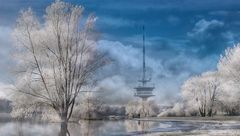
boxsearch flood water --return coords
[0,119,240,136]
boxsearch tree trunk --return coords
[59,108,68,123]
[199,107,206,117]
[207,109,212,117]
[58,122,69,136]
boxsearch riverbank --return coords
[148,130,240,136]
[148,129,240,136]
[136,116,240,122]
[1,114,240,123]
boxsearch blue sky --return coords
[1,0,240,103]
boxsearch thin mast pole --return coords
[142,25,146,86]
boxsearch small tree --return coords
[73,92,104,120]
[218,81,240,115]
[12,1,105,123]
[126,100,159,118]
[126,100,140,118]
[181,71,219,117]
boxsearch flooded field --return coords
[0,119,240,136]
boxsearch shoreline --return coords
[1,114,240,123]
[135,116,240,122]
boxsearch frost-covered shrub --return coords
[158,103,185,117]
[10,92,60,122]
[158,102,198,117]
[217,81,240,115]
[72,96,105,120]
[126,100,159,118]
[181,72,219,117]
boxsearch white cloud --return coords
[96,40,217,105]
[0,26,14,82]
[0,82,14,100]
[93,75,133,105]
[188,19,224,37]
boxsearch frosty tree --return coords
[218,81,240,115]
[12,1,105,123]
[218,44,240,80]
[181,71,219,117]
[217,44,240,115]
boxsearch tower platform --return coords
[134,86,155,99]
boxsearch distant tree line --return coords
[0,99,12,113]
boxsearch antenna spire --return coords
[142,25,146,86]
[134,25,155,103]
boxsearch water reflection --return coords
[58,120,129,136]
[16,123,24,136]
[0,120,154,136]
[59,123,69,136]
[125,120,158,133]
[0,120,240,136]
[64,120,157,136]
